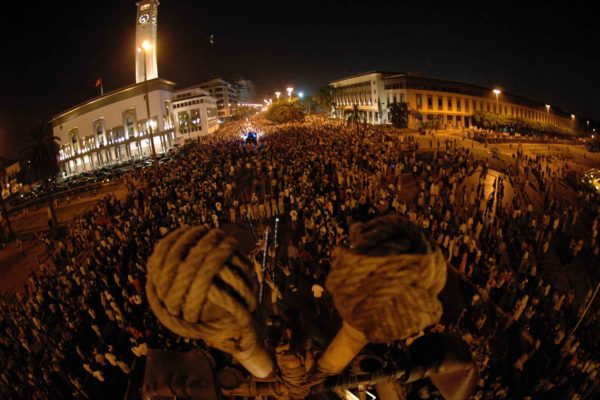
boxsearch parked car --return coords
[581,169,600,193]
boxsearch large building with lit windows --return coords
[51,0,220,177]
[330,71,578,132]
[233,77,257,104]
[172,86,219,140]
[198,78,239,119]
[51,79,178,176]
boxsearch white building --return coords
[52,79,177,176]
[331,71,577,132]
[198,78,239,118]
[172,86,219,140]
[330,71,388,124]
[233,77,257,104]
[50,0,220,176]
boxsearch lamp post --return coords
[275,91,281,101]
[286,87,294,99]
[138,40,158,171]
[545,104,551,121]
[493,89,501,113]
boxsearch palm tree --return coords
[0,156,15,239]
[346,104,364,137]
[20,121,61,231]
[313,85,336,115]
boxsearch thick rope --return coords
[276,352,312,399]
[146,226,259,355]
[327,215,447,343]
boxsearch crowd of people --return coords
[467,127,583,146]
[0,118,598,399]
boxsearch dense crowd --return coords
[467,127,582,146]
[0,119,598,399]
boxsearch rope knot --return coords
[327,215,447,342]
[146,226,258,354]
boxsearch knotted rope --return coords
[146,226,273,377]
[276,352,312,399]
[327,215,447,343]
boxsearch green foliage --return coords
[346,104,362,126]
[231,106,258,121]
[472,111,575,137]
[0,155,15,238]
[312,85,336,114]
[388,101,411,128]
[20,121,61,229]
[20,121,61,181]
[265,100,305,123]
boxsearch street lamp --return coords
[493,89,501,113]
[298,91,304,99]
[137,40,158,170]
[286,87,294,98]
[275,91,281,101]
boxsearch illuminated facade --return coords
[135,0,159,84]
[198,78,239,118]
[233,77,257,104]
[172,87,219,140]
[331,71,576,132]
[50,1,219,176]
[51,80,178,176]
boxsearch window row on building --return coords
[330,71,576,131]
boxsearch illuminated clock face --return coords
[139,14,149,24]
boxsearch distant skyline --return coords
[1,0,598,158]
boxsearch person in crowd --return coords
[1,119,598,399]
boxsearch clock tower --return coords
[135,0,159,83]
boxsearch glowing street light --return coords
[275,91,281,100]
[493,89,501,113]
[545,104,551,113]
[571,114,576,120]
[286,87,294,98]
[298,91,304,99]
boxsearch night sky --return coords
[1,0,598,159]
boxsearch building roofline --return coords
[390,73,573,117]
[50,78,177,125]
[329,70,398,84]
[331,70,574,118]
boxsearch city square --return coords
[0,1,598,399]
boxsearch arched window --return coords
[96,124,105,146]
[70,132,79,152]
[126,115,135,138]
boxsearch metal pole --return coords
[569,279,600,337]
[271,217,279,282]
[142,48,159,171]
[259,227,269,304]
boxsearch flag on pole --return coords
[95,78,104,96]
